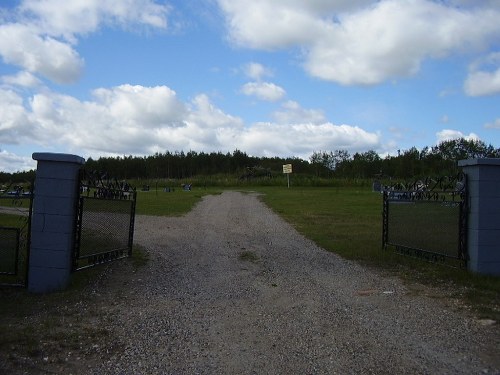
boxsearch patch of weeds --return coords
[239,250,260,263]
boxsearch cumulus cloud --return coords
[243,62,273,80]
[0,88,33,143]
[0,23,84,83]
[217,0,500,85]
[24,85,190,154]
[436,129,480,143]
[1,71,42,88]
[237,122,380,159]
[92,84,187,128]
[0,84,380,168]
[464,53,500,96]
[0,0,170,84]
[0,149,36,173]
[464,69,500,96]
[272,100,326,124]
[19,0,170,39]
[241,82,286,101]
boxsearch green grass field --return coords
[134,187,222,216]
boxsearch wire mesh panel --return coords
[382,173,467,267]
[0,187,33,287]
[73,170,136,271]
[0,227,19,275]
[387,201,460,260]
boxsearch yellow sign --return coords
[283,164,292,174]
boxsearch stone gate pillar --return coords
[28,152,85,293]
[459,158,500,276]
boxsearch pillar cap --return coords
[458,158,500,167]
[32,152,85,165]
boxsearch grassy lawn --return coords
[134,187,222,216]
[0,197,31,208]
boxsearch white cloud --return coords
[0,149,36,173]
[243,62,273,80]
[218,0,326,50]
[485,119,500,129]
[237,122,380,159]
[19,0,170,39]
[0,84,381,169]
[217,0,500,85]
[1,70,42,88]
[436,129,480,143]
[272,100,326,124]
[0,1,170,85]
[0,88,32,143]
[241,82,286,101]
[464,69,500,96]
[92,84,187,128]
[464,53,500,96]
[25,85,189,154]
[0,23,84,83]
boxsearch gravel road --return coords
[75,190,498,375]
[1,190,498,374]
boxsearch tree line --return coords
[1,138,499,184]
[311,138,500,179]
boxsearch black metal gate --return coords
[0,184,33,287]
[73,171,136,271]
[382,173,468,267]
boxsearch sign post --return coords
[282,164,292,188]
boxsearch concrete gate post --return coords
[458,158,500,276]
[28,152,85,293]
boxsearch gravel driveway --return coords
[13,190,486,374]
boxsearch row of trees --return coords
[1,138,499,184]
[83,150,312,180]
[310,138,500,179]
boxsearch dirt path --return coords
[3,191,498,374]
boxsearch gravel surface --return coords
[4,191,498,374]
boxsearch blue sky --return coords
[1,0,499,172]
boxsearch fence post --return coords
[28,152,85,293]
[458,158,500,276]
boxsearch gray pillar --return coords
[28,152,85,293]
[459,158,500,276]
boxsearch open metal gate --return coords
[382,173,468,267]
[73,170,136,271]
